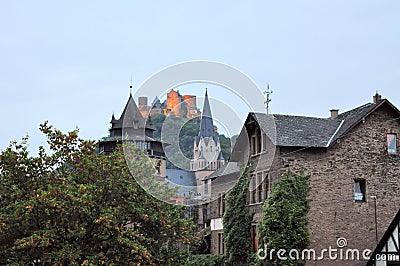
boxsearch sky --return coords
[1,1,399,152]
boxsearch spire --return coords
[113,93,153,131]
[129,74,133,92]
[199,88,214,139]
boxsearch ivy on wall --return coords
[223,163,253,266]
[257,171,311,266]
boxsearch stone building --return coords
[190,89,225,173]
[137,96,166,118]
[207,93,400,265]
[99,93,167,177]
[137,89,201,118]
[162,90,226,207]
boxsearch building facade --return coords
[99,93,167,177]
[367,209,400,266]
[207,93,400,265]
[190,90,225,173]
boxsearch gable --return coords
[367,209,400,265]
[247,99,400,149]
[332,99,400,145]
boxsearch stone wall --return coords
[278,104,400,265]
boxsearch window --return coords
[250,173,256,203]
[388,133,397,154]
[257,173,263,202]
[251,136,256,155]
[250,172,270,204]
[252,225,258,252]
[256,127,262,154]
[218,233,225,254]
[354,179,366,202]
[218,193,226,216]
[265,173,270,198]
[204,179,209,194]
[262,133,267,151]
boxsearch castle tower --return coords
[190,90,225,171]
[165,89,183,116]
[99,93,167,177]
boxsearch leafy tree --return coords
[150,114,166,139]
[184,254,225,266]
[223,164,253,265]
[0,122,196,265]
[257,171,311,266]
[218,134,231,161]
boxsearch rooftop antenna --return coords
[263,83,273,114]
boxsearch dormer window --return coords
[387,133,397,154]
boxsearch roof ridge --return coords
[337,102,375,118]
[254,112,333,120]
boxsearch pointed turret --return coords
[199,89,216,140]
[110,113,116,123]
[190,89,225,171]
[120,93,145,129]
[100,91,164,164]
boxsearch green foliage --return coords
[184,254,225,266]
[223,164,253,265]
[257,171,311,266]
[0,122,196,265]
[150,114,232,169]
[151,114,166,139]
[179,117,201,162]
[218,134,231,161]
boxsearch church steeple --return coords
[199,88,215,139]
[191,89,225,171]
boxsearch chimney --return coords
[330,109,339,119]
[373,92,382,103]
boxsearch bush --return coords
[184,254,226,266]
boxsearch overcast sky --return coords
[1,1,399,152]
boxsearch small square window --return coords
[354,179,366,202]
[387,134,397,154]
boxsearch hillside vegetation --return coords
[150,114,231,169]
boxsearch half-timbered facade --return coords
[367,209,400,266]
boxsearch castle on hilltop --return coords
[137,89,201,118]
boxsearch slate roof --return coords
[252,98,400,148]
[165,169,197,197]
[254,113,343,148]
[110,94,154,131]
[197,89,219,144]
[100,135,163,143]
[332,102,383,143]
[203,162,240,181]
